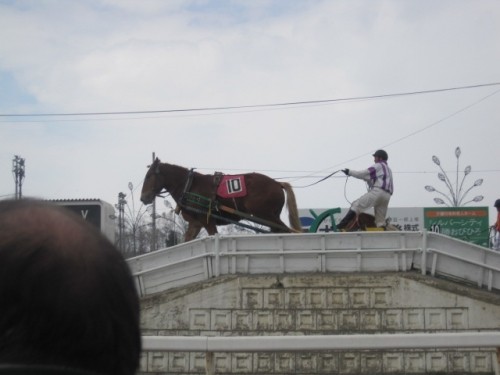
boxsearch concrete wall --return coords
[138,272,500,374]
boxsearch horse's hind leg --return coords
[269,218,292,234]
[185,222,203,242]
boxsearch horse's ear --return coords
[147,157,160,169]
[154,159,160,174]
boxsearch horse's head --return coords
[140,157,163,205]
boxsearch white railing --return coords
[143,331,500,352]
[142,332,500,375]
[133,234,500,374]
[128,231,500,297]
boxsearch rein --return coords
[292,170,341,188]
[156,190,168,198]
[291,169,354,208]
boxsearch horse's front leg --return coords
[204,221,218,236]
[185,222,203,242]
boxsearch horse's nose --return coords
[140,193,150,205]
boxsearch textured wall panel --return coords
[360,310,382,330]
[382,309,403,330]
[297,353,317,373]
[340,352,360,373]
[211,309,231,331]
[140,273,500,374]
[253,353,274,373]
[297,310,316,330]
[286,288,306,308]
[403,309,425,330]
[253,310,273,331]
[189,309,210,330]
[383,352,404,373]
[242,289,262,309]
[263,289,284,309]
[425,309,446,330]
[232,310,252,331]
[275,310,295,331]
[317,309,338,330]
[470,351,492,373]
[307,288,327,308]
[327,288,350,308]
[350,288,370,308]
[232,353,252,373]
[405,352,425,373]
[189,353,206,373]
[318,353,339,373]
[339,310,360,330]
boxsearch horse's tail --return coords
[280,182,303,233]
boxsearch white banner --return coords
[299,207,424,232]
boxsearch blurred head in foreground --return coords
[0,199,141,375]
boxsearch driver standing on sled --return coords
[336,149,394,231]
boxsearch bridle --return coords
[146,161,168,199]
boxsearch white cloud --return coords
[1,0,499,224]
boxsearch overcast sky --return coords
[1,0,499,223]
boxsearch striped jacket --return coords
[348,160,394,195]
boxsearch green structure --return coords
[424,206,489,247]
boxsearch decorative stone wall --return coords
[139,272,500,374]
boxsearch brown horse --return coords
[140,158,303,242]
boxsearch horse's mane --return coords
[159,161,206,177]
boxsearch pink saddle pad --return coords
[217,175,247,198]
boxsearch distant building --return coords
[50,199,115,243]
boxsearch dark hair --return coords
[0,199,141,375]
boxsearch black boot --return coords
[336,210,356,231]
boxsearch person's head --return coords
[372,149,388,162]
[0,199,141,375]
[494,199,500,211]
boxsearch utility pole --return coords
[151,152,157,252]
[116,192,127,252]
[12,155,25,199]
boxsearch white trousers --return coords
[493,230,500,251]
[351,187,391,227]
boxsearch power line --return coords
[192,168,500,178]
[1,82,499,118]
[284,87,500,183]
[379,88,500,151]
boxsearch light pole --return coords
[116,192,127,252]
[12,155,25,199]
[161,200,186,246]
[151,152,157,252]
[125,182,150,255]
[424,146,484,207]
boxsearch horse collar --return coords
[179,168,195,208]
[183,168,195,194]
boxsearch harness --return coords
[156,166,294,234]
[178,169,220,223]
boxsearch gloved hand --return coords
[342,168,349,175]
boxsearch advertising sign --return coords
[299,207,424,233]
[423,206,489,247]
